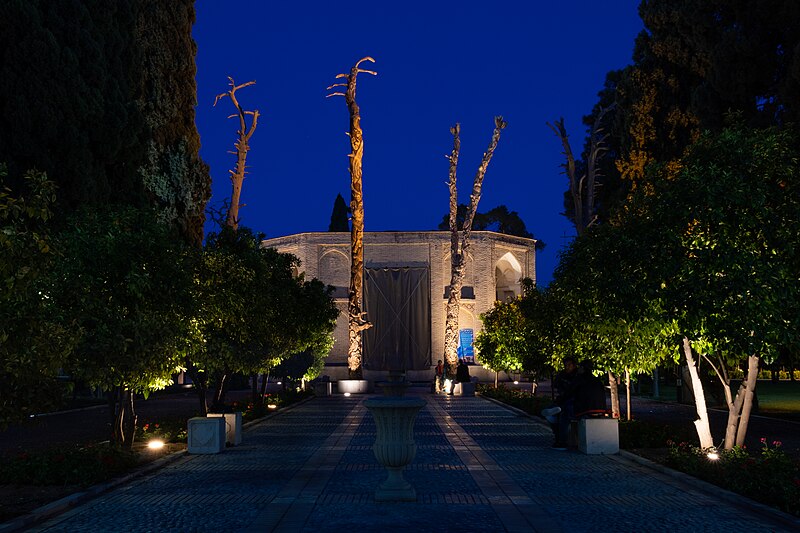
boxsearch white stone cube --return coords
[578,418,619,455]
[207,412,242,446]
[188,416,225,454]
[454,382,475,396]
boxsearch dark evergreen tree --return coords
[328,192,350,232]
[437,204,536,240]
[579,0,800,217]
[0,0,209,245]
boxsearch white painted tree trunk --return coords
[682,337,714,450]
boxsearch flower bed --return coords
[665,439,800,516]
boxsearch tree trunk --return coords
[330,58,377,377]
[121,389,137,450]
[110,386,122,443]
[186,362,208,415]
[625,368,632,421]
[251,373,259,405]
[682,337,714,450]
[214,372,228,409]
[734,355,759,447]
[608,371,620,418]
[723,381,744,449]
[495,370,499,389]
[260,372,269,399]
[214,78,259,231]
[652,367,660,399]
[443,117,507,372]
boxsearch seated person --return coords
[542,358,607,449]
[541,357,578,449]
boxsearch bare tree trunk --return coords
[122,389,137,450]
[495,370,499,389]
[214,372,228,408]
[251,373,259,405]
[723,380,744,449]
[444,124,463,374]
[608,371,620,418]
[548,107,612,236]
[443,117,507,372]
[625,368,632,421]
[734,355,759,447]
[328,58,377,377]
[682,337,714,450]
[214,78,259,230]
[260,372,269,399]
[111,386,123,443]
[548,118,583,235]
[652,367,660,399]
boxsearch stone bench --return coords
[577,417,619,455]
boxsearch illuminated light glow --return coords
[344,392,351,397]
[707,450,719,461]
[513,380,519,385]
[276,381,282,385]
[267,404,278,409]
[148,439,165,450]
[443,379,453,393]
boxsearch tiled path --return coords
[30,390,797,532]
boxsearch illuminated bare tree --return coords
[443,117,507,373]
[214,77,259,230]
[327,57,376,377]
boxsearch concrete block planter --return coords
[578,418,619,455]
[207,412,242,446]
[188,416,225,454]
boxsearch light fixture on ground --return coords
[267,404,277,410]
[147,439,165,450]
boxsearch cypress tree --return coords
[328,193,350,232]
[0,0,210,245]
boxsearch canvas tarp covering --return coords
[363,267,431,371]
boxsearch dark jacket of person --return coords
[573,373,607,415]
[456,361,471,383]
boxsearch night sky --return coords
[192,1,644,285]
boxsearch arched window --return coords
[495,252,522,301]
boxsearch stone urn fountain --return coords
[364,370,425,502]
[376,369,410,397]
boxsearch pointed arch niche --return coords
[495,251,522,301]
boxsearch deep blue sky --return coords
[193,2,644,285]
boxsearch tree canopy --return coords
[437,204,537,241]
[0,0,209,245]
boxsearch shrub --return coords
[477,384,550,416]
[619,420,697,449]
[0,445,139,487]
[665,439,800,516]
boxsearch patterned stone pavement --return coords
[29,389,798,532]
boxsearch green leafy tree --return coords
[51,206,195,448]
[476,280,554,384]
[637,125,800,449]
[0,167,77,426]
[189,226,338,410]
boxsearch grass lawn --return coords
[643,381,800,420]
[752,381,800,419]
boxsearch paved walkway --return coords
[27,389,798,532]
